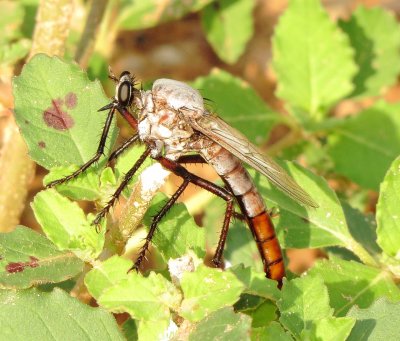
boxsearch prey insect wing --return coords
[189,114,318,208]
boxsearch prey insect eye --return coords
[116,71,135,107]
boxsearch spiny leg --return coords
[107,133,140,165]
[131,156,235,271]
[46,107,116,188]
[132,177,190,271]
[160,157,235,268]
[212,197,234,267]
[181,170,234,267]
[93,147,151,226]
[177,154,244,234]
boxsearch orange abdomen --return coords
[201,141,285,285]
[249,212,285,283]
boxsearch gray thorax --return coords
[135,79,208,159]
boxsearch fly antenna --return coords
[108,66,118,82]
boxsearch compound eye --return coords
[120,70,131,78]
[117,80,133,107]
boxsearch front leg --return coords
[46,106,116,188]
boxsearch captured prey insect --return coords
[47,70,318,286]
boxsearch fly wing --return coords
[189,114,318,208]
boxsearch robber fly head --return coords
[114,71,136,108]
[99,70,139,113]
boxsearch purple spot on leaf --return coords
[43,98,74,130]
[38,141,46,148]
[5,256,40,273]
[54,98,64,107]
[65,92,77,109]
[6,262,25,273]
[28,256,39,268]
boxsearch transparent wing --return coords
[189,114,318,208]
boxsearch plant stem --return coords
[116,163,171,256]
[29,0,74,58]
[0,0,74,231]
[261,114,304,156]
[349,239,379,268]
[94,1,120,59]
[0,116,35,232]
[70,264,92,304]
[265,127,304,156]
[75,0,108,68]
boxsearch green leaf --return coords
[342,202,380,256]
[100,166,117,186]
[180,265,245,321]
[137,319,171,341]
[308,257,400,316]
[251,161,353,249]
[376,156,400,257]
[277,276,333,338]
[0,0,25,42]
[201,0,255,64]
[87,51,110,82]
[192,69,280,144]
[225,219,264,273]
[189,307,252,341]
[117,0,214,30]
[122,319,138,341]
[234,294,265,313]
[13,54,117,170]
[327,101,400,190]
[84,255,132,299]
[347,298,400,341]
[143,194,205,260]
[0,1,31,65]
[0,288,124,341]
[43,165,101,201]
[307,317,355,341]
[229,265,281,301]
[203,195,225,247]
[247,300,277,328]
[99,272,181,321]
[86,259,181,321]
[0,39,30,66]
[31,189,104,261]
[272,0,357,121]
[340,6,400,98]
[251,322,294,341]
[98,167,118,206]
[280,138,335,176]
[0,226,83,289]
[19,0,38,38]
